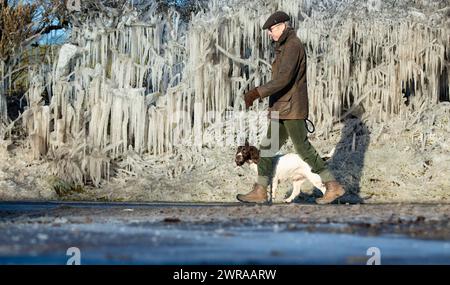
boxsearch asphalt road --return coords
[1,201,450,264]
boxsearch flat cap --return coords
[262,11,290,30]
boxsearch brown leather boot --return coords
[316,181,345,204]
[236,183,268,204]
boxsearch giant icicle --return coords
[0,61,7,125]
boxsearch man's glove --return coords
[244,88,261,109]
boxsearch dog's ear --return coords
[249,146,260,163]
[245,139,249,147]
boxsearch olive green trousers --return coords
[257,119,335,187]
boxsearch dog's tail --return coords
[322,147,335,161]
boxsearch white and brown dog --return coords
[235,141,334,203]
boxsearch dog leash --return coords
[305,118,315,133]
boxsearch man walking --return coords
[236,11,345,205]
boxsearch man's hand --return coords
[244,88,261,109]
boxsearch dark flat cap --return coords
[262,11,290,30]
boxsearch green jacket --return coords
[256,27,309,120]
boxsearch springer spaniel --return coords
[235,141,334,203]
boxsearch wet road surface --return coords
[1,201,450,264]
